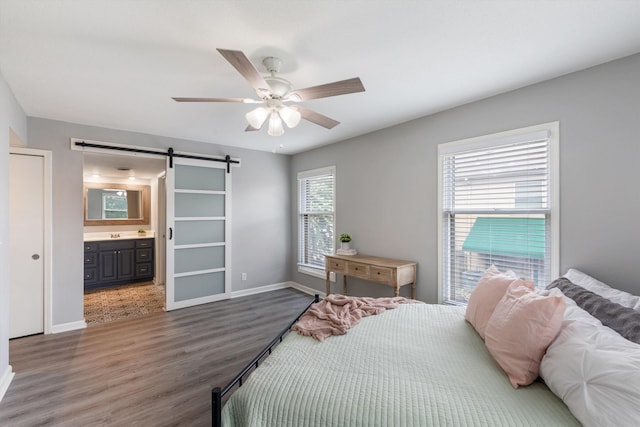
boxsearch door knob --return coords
[32,254,40,260]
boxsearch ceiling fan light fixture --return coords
[278,105,301,128]
[268,111,285,136]
[174,49,365,136]
[246,107,269,129]
[284,93,302,103]
[264,76,293,98]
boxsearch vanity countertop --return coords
[84,231,155,242]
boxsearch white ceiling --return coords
[1,1,640,156]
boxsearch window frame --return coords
[297,166,336,279]
[101,190,129,219]
[437,122,559,304]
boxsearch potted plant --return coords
[339,233,352,250]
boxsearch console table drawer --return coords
[347,262,370,279]
[327,258,346,272]
[370,266,392,283]
[325,254,417,299]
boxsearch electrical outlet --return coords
[329,272,336,282]
[241,273,247,281]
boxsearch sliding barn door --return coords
[166,158,230,310]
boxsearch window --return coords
[438,123,559,304]
[298,166,335,277]
[102,190,129,219]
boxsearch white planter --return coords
[340,242,351,250]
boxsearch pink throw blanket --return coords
[292,294,421,341]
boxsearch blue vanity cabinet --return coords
[135,239,154,279]
[98,241,136,283]
[84,238,155,290]
[83,242,98,285]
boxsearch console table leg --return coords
[343,275,348,295]
[326,271,330,295]
[411,283,416,300]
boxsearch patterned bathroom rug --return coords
[84,281,165,325]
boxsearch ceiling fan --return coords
[173,48,365,136]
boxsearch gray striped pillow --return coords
[547,277,640,344]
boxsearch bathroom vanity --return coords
[84,236,155,290]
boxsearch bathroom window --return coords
[102,190,128,219]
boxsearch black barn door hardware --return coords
[74,141,239,173]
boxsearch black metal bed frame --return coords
[211,294,320,427]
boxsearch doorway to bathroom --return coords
[82,151,166,326]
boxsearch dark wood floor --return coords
[0,288,312,426]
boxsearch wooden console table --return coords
[325,254,417,299]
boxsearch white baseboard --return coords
[51,320,87,334]
[288,281,326,299]
[230,282,291,298]
[230,281,325,299]
[0,365,15,402]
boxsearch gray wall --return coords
[4,52,639,366]
[26,118,291,325]
[0,71,28,391]
[291,53,640,303]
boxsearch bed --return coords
[215,269,640,427]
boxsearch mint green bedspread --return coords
[222,303,579,426]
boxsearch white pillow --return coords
[540,289,640,427]
[543,287,602,327]
[563,268,640,310]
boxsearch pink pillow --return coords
[484,282,566,388]
[465,266,531,339]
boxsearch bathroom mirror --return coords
[84,183,150,226]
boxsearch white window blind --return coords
[298,166,335,272]
[439,124,558,305]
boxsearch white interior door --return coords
[9,153,44,338]
[165,157,230,310]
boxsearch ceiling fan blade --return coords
[290,77,365,101]
[217,48,270,93]
[295,106,340,129]
[172,97,248,102]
